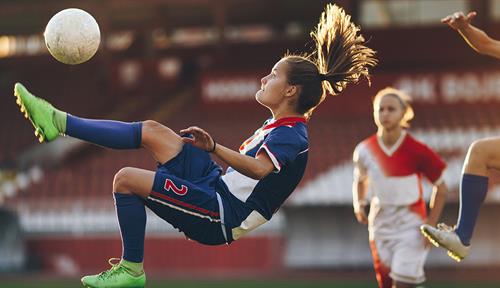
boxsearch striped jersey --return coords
[353,130,446,238]
[220,116,308,240]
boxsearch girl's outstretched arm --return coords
[443,11,500,59]
[181,126,275,180]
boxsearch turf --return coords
[2,279,500,288]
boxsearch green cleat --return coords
[14,82,60,143]
[81,258,146,288]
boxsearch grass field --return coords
[4,267,500,288]
[3,279,500,288]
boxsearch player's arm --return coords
[352,177,369,225]
[213,143,275,180]
[442,11,500,59]
[180,126,275,180]
[426,181,448,227]
[352,146,369,225]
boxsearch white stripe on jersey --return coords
[220,170,259,202]
[240,128,272,154]
[147,196,221,223]
[258,144,281,172]
[358,143,421,206]
[369,174,421,206]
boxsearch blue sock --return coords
[66,115,142,149]
[114,193,146,263]
[455,173,488,246]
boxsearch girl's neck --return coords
[271,110,303,120]
[377,127,403,148]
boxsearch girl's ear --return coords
[285,85,298,98]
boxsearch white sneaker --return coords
[420,223,470,262]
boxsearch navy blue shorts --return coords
[144,143,229,245]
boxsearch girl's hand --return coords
[354,204,368,225]
[441,11,477,31]
[180,126,215,152]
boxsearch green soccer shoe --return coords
[81,258,146,288]
[14,82,60,143]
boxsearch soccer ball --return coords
[44,8,101,65]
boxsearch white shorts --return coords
[370,228,429,285]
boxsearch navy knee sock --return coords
[114,193,146,263]
[66,115,142,149]
[455,173,488,246]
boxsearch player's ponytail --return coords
[285,4,377,119]
[313,4,377,96]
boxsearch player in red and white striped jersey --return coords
[353,88,448,288]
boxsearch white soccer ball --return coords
[44,8,101,65]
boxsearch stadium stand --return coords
[3,0,500,277]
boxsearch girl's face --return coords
[374,95,405,131]
[256,59,293,110]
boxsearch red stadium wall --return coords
[26,235,284,275]
[199,67,500,115]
